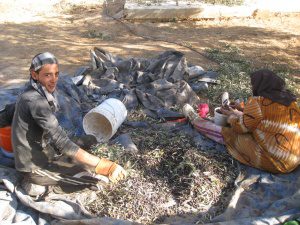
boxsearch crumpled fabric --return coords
[0,166,135,225]
[0,166,46,225]
[206,165,300,225]
[87,47,218,115]
[51,217,142,225]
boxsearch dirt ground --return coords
[0,1,299,87]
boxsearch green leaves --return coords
[204,44,299,106]
[204,44,252,108]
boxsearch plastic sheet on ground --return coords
[208,165,300,225]
[0,49,299,225]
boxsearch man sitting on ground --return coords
[8,52,126,196]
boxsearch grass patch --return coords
[203,44,252,108]
[203,44,299,108]
[84,30,112,40]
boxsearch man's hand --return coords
[108,165,127,183]
[95,158,127,183]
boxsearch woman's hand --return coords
[229,102,244,112]
[220,106,243,117]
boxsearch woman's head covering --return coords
[29,52,58,72]
[250,69,296,106]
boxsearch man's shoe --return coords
[22,181,47,197]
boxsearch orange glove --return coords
[95,158,127,183]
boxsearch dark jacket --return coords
[12,85,79,172]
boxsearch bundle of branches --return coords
[85,115,238,224]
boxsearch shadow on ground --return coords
[0,5,299,86]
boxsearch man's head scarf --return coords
[29,52,59,112]
[250,69,296,106]
[30,52,58,72]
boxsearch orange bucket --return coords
[0,126,13,153]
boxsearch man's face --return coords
[31,64,59,93]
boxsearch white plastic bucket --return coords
[214,107,228,127]
[83,98,127,142]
